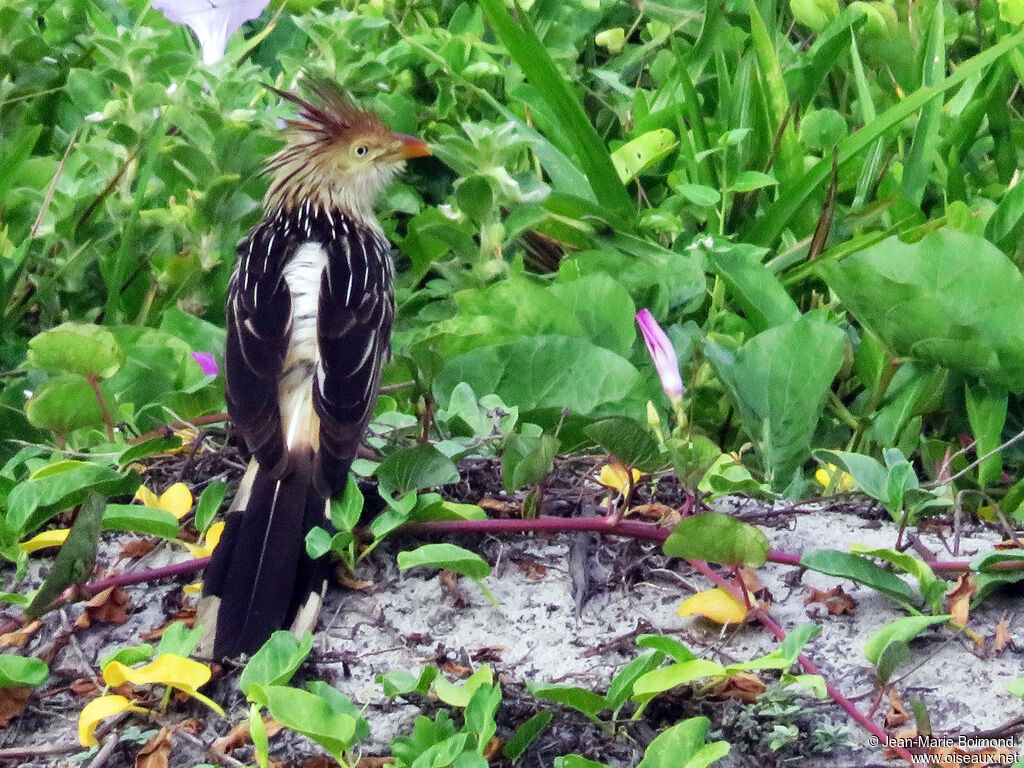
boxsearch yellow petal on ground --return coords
[78,694,144,747]
[103,654,224,715]
[598,462,643,494]
[677,587,748,624]
[135,484,161,507]
[158,483,193,519]
[19,528,70,554]
[183,581,203,595]
[183,521,225,558]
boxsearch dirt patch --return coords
[1,448,1022,767]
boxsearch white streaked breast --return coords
[279,241,327,451]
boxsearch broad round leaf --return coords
[663,513,769,567]
[27,322,124,379]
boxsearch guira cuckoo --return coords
[198,81,429,658]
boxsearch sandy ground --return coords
[2,470,1023,768]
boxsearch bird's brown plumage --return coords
[198,81,428,658]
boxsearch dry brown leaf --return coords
[338,571,375,591]
[439,570,469,607]
[946,573,977,627]
[135,727,171,768]
[139,610,197,642]
[212,717,284,755]
[737,568,773,607]
[478,498,518,515]
[711,672,766,702]
[515,557,547,580]
[471,645,505,662]
[882,728,920,760]
[119,539,156,559]
[992,613,1013,655]
[70,678,103,697]
[884,689,910,728]
[0,686,31,727]
[0,619,42,648]
[308,756,344,768]
[353,758,395,768]
[77,587,132,628]
[994,537,1024,550]
[804,586,856,616]
[627,503,676,521]
[482,737,504,760]
[438,659,471,678]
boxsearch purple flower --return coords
[153,0,270,65]
[636,309,683,404]
[192,352,219,377]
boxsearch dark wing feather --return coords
[314,221,394,493]
[225,220,295,471]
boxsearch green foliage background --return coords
[2,0,1024,512]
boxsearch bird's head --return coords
[263,80,430,226]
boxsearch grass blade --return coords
[744,27,1024,247]
[478,0,634,223]
[901,1,945,205]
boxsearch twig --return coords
[84,731,120,768]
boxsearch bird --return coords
[197,80,430,658]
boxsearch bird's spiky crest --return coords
[262,79,398,221]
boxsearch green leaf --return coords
[24,375,106,434]
[705,314,845,485]
[156,621,202,658]
[663,513,770,567]
[501,433,559,493]
[800,549,918,609]
[503,711,553,759]
[240,631,314,697]
[637,716,730,768]
[116,435,183,469]
[606,651,665,711]
[964,381,1008,487]
[611,129,677,183]
[247,683,357,758]
[705,243,800,332]
[102,504,180,539]
[526,680,607,722]
[820,230,1024,391]
[465,682,501,752]
[375,444,460,502]
[636,634,697,663]
[397,543,491,581]
[873,638,910,684]
[432,665,493,708]
[864,615,951,664]
[554,757,612,768]
[7,461,140,537]
[193,481,228,533]
[26,493,105,618]
[330,474,364,532]
[0,655,48,688]
[435,335,641,418]
[848,545,945,613]
[26,322,124,379]
[799,109,847,152]
[631,660,727,703]
[99,644,155,672]
[730,170,778,192]
[377,665,439,698]
[584,418,665,472]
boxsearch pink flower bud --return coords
[636,309,683,404]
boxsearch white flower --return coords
[153,0,270,65]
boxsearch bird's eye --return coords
[354,145,368,157]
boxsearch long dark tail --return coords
[198,456,331,658]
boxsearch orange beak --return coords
[394,133,431,159]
